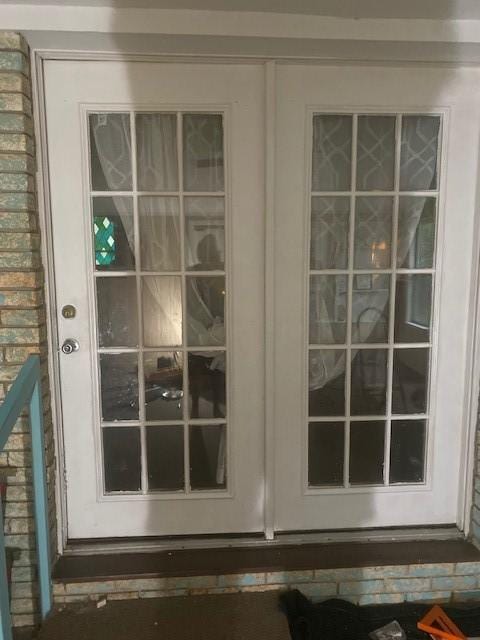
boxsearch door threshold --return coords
[64,525,464,556]
[54,533,479,585]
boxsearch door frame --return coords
[31,50,480,555]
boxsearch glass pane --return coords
[312,115,352,191]
[390,420,426,484]
[89,113,132,192]
[309,350,345,417]
[397,197,436,269]
[142,276,182,347]
[103,427,141,492]
[185,197,225,271]
[394,274,432,342]
[354,197,393,269]
[186,276,225,347]
[183,114,224,192]
[351,349,387,415]
[100,353,139,421]
[139,196,180,271]
[96,277,138,348]
[356,116,395,191]
[400,116,440,191]
[392,348,429,414]
[146,426,184,491]
[188,352,226,419]
[93,197,134,271]
[349,421,385,485]
[144,352,183,421]
[308,422,344,487]
[136,113,178,191]
[310,197,349,270]
[309,275,347,344]
[189,424,227,490]
[351,274,390,343]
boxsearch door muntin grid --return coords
[88,110,229,497]
[307,112,441,491]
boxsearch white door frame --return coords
[30,50,480,554]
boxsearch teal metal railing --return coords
[0,355,52,640]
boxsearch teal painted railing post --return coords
[0,356,52,640]
[30,371,52,619]
[0,506,13,640]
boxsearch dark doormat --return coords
[280,589,480,640]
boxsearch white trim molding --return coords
[0,6,479,42]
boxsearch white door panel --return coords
[45,60,265,538]
[274,65,480,531]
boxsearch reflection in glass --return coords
[100,353,139,421]
[309,350,345,416]
[351,274,390,343]
[309,275,347,344]
[89,113,132,191]
[310,197,349,270]
[185,197,225,271]
[312,115,352,191]
[394,274,432,342]
[96,277,138,348]
[186,276,225,347]
[356,116,395,191]
[144,352,183,421]
[397,197,436,269]
[103,427,141,492]
[349,421,385,485]
[146,426,184,491]
[354,197,393,269]
[392,348,429,414]
[400,116,440,191]
[183,114,224,192]
[189,425,227,490]
[308,422,344,486]
[139,196,180,271]
[136,113,178,191]
[351,349,387,415]
[188,352,226,419]
[142,276,182,347]
[390,420,426,484]
[93,197,134,271]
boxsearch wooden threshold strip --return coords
[53,539,480,583]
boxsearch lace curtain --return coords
[310,116,438,393]
[91,113,226,484]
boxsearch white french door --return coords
[44,61,265,538]
[44,59,480,540]
[274,65,480,531]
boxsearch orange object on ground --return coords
[418,605,467,640]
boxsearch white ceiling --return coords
[6,0,480,20]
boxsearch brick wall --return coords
[53,561,480,607]
[0,31,56,628]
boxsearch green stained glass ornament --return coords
[94,216,116,266]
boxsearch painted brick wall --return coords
[53,562,480,607]
[0,31,56,628]
[471,435,480,543]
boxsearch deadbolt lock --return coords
[62,304,76,319]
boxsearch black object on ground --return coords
[280,589,480,640]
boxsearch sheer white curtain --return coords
[310,119,437,393]
[92,113,222,345]
[92,112,226,483]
